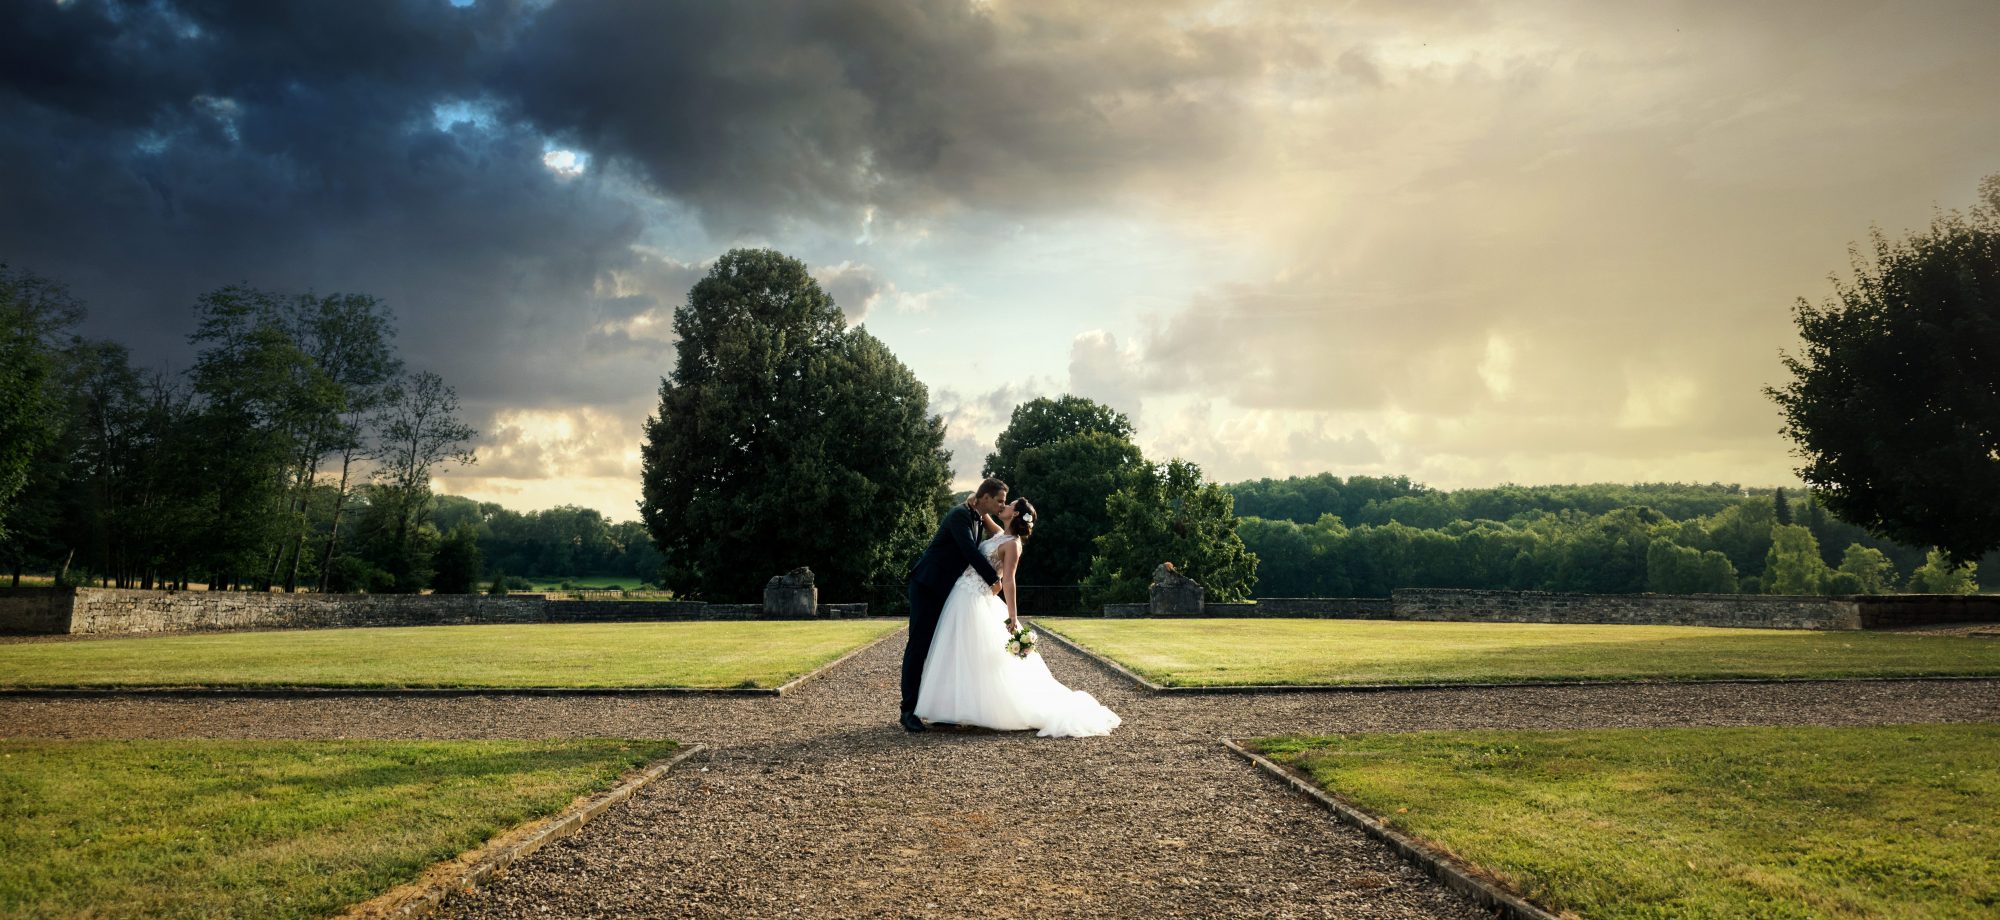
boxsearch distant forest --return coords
[1224,475,1987,597]
[430,495,662,587]
[424,474,1986,597]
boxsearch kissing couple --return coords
[898,477,1122,737]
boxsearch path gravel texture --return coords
[4,631,1998,919]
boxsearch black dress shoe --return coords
[899,712,928,733]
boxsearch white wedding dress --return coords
[914,532,1122,737]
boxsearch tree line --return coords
[0,266,477,593]
[430,495,663,588]
[7,163,1995,606]
[1232,479,1982,598]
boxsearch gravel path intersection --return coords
[4,629,1997,918]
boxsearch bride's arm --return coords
[979,511,1001,536]
[999,541,1021,631]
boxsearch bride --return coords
[913,497,1122,737]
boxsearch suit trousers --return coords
[901,580,951,714]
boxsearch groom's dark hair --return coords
[974,477,1008,500]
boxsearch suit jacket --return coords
[909,504,1002,594]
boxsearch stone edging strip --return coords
[0,625,911,699]
[0,686,781,698]
[1030,620,1169,690]
[1221,739,1558,920]
[773,625,908,696]
[341,743,709,920]
[1031,621,2000,694]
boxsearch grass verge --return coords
[1038,618,2000,686]
[1250,725,2000,919]
[0,738,677,919]
[0,620,902,689]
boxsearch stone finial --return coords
[1149,562,1205,616]
[763,567,819,618]
[768,567,816,588]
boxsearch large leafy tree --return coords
[0,267,82,542]
[1769,176,2000,564]
[982,395,1135,484]
[640,249,950,600]
[983,397,1144,588]
[365,371,477,592]
[186,286,317,590]
[1085,458,1258,604]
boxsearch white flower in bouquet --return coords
[1006,624,1037,658]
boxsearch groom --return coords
[900,477,1008,732]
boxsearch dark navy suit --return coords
[902,503,1002,714]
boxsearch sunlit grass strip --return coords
[0,620,902,689]
[1250,725,2000,919]
[0,738,678,920]
[1037,618,2000,687]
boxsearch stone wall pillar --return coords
[764,568,819,618]
[1148,563,1205,616]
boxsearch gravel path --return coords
[4,633,1997,919]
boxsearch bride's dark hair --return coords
[1007,498,1037,540]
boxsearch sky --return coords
[4,0,1998,521]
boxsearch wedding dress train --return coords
[913,533,1121,738]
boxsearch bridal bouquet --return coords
[1005,623,1036,658]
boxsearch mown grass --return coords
[1036,618,2000,686]
[0,738,678,920]
[0,620,902,689]
[1252,725,2000,919]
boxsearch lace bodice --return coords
[958,532,1015,590]
[979,532,1016,567]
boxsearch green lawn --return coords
[0,620,902,689]
[0,738,677,919]
[1037,618,2000,686]
[1252,725,2000,919]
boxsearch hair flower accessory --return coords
[1021,513,1035,524]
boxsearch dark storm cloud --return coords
[0,0,667,426]
[0,0,1277,423]
[492,0,1278,233]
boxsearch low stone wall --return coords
[546,601,870,622]
[1101,596,1396,618]
[1243,597,1395,618]
[0,587,73,634]
[65,588,546,635]
[0,587,872,636]
[1391,588,1861,630]
[1854,594,2000,628]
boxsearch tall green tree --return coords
[1763,524,1833,595]
[981,395,1135,484]
[431,522,483,594]
[367,371,477,592]
[985,397,1145,588]
[186,286,317,590]
[1906,548,1978,594]
[1645,537,1739,594]
[1085,458,1257,604]
[271,293,401,592]
[0,267,82,542]
[1835,543,1897,594]
[639,249,951,599]
[1769,175,2000,564]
